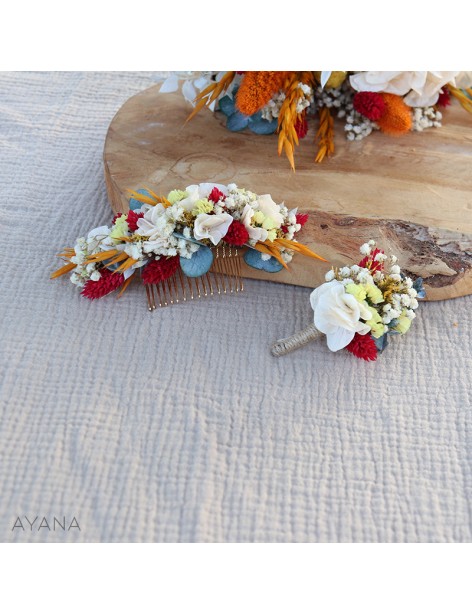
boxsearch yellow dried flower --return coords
[192,198,214,216]
[167,189,187,205]
[365,284,384,304]
[394,310,412,334]
[345,283,367,302]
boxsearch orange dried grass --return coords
[127,189,171,208]
[252,241,288,269]
[315,107,335,163]
[277,71,316,171]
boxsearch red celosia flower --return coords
[81,268,124,300]
[346,333,378,361]
[141,256,179,284]
[223,220,249,246]
[353,91,386,121]
[437,87,451,107]
[296,213,309,227]
[126,210,144,232]
[358,248,384,273]
[208,187,226,204]
[295,115,308,138]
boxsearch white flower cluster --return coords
[380,270,419,326]
[261,91,286,121]
[412,106,442,132]
[344,108,376,141]
[323,239,421,337]
[223,184,301,263]
[69,228,109,287]
[296,83,314,113]
[314,83,352,111]
[314,82,377,141]
[136,202,199,259]
[260,83,314,121]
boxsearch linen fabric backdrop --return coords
[1,72,471,542]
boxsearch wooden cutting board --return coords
[103,85,472,301]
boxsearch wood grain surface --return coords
[103,86,472,301]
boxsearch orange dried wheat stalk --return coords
[277,71,315,171]
[315,107,335,163]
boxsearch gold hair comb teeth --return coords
[144,246,243,310]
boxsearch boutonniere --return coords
[271,240,425,360]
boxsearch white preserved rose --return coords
[310,280,372,352]
[349,71,460,107]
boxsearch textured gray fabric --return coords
[1,72,471,542]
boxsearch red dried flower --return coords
[223,220,249,246]
[437,87,451,107]
[142,256,180,284]
[353,91,386,121]
[208,187,226,204]
[358,248,384,273]
[346,333,378,361]
[111,211,144,232]
[296,213,309,227]
[81,268,124,300]
[295,115,308,139]
[126,210,144,232]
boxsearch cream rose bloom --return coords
[349,71,460,107]
[193,212,233,245]
[178,183,229,212]
[310,280,372,351]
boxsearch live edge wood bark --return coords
[104,86,472,301]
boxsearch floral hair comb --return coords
[271,240,425,361]
[51,182,326,309]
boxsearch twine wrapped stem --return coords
[271,323,323,357]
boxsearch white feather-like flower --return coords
[349,71,460,107]
[193,212,233,246]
